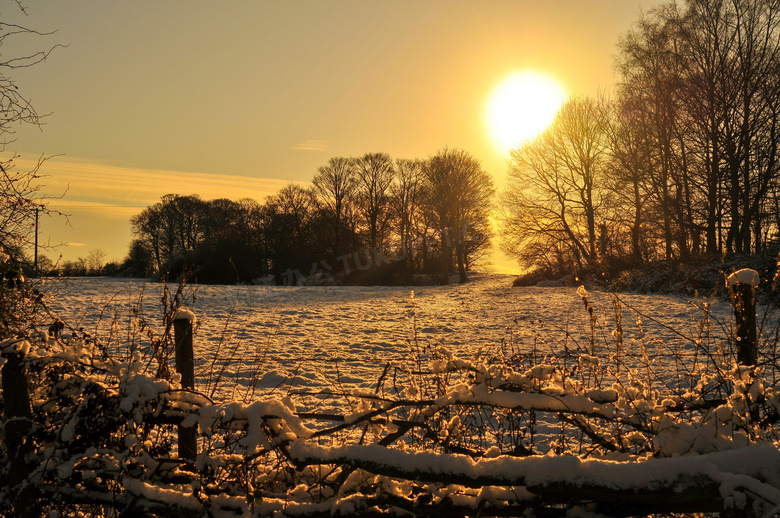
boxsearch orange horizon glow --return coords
[2,2,663,268]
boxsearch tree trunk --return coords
[456,242,467,283]
[631,180,642,261]
[440,229,450,285]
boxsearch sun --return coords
[486,71,567,153]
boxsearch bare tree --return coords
[670,0,732,255]
[86,248,106,274]
[0,11,61,145]
[354,152,395,252]
[423,148,494,284]
[130,194,208,275]
[260,184,324,281]
[616,7,688,259]
[614,0,780,257]
[606,94,656,262]
[726,0,780,253]
[501,97,610,272]
[390,158,424,270]
[130,205,164,273]
[0,156,55,257]
[312,156,357,257]
[0,9,64,259]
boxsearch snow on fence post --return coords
[1,339,39,517]
[727,269,759,366]
[173,308,197,461]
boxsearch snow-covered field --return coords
[21,274,780,516]
[40,273,774,401]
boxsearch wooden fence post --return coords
[173,310,197,461]
[727,269,758,366]
[2,342,39,517]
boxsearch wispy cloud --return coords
[10,155,309,262]
[13,156,303,216]
[47,201,143,220]
[290,139,329,152]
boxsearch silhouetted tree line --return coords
[501,0,780,277]
[127,149,494,285]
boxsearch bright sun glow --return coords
[486,71,567,153]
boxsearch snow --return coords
[0,337,30,355]
[40,273,752,402]
[727,268,759,287]
[25,272,780,515]
[172,306,197,322]
[287,440,780,500]
[122,478,201,510]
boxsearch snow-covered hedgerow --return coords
[2,278,780,517]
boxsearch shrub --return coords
[2,274,780,516]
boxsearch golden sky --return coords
[5,1,664,269]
